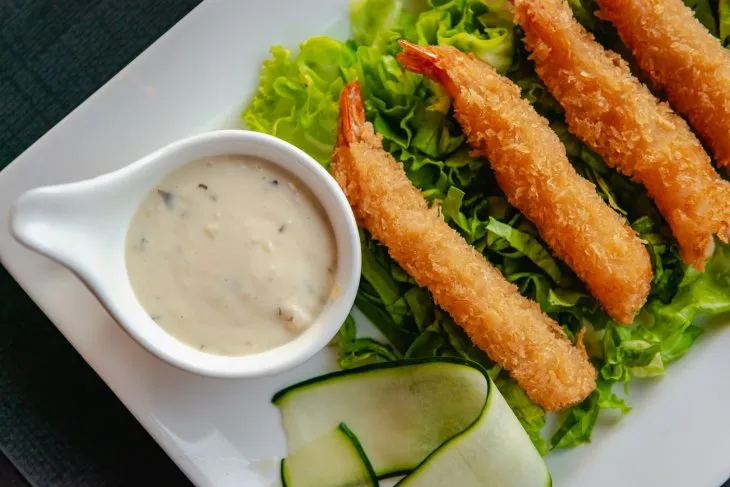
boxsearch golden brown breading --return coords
[332,81,596,411]
[396,41,651,324]
[597,0,730,169]
[514,0,730,270]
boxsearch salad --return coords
[244,0,730,454]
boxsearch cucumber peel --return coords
[281,423,377,487]
[274,358,551,486]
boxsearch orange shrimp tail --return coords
[396,41,458,94]
[337,81,367,148]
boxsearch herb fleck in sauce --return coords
[157,189,174,208]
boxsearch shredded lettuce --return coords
[550,380,631,449]
[721,0,730,46]
[243,0,730,454]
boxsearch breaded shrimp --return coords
[332,81,596,411]
[397,41,652,324]
[514,0,730,270]
[597,0,730,169]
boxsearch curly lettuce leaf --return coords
[243,38,355,164]
[648,242,730,339]
[414,0,515,72]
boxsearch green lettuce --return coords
[414,0,515,72]
[243,0,730,454]
[351,0,405,50]
[243,38,356,164]
[721,0,730,46]
[550,380,630,449]
[330,315,400,368]
[567,0,600,32]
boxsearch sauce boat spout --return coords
[9,175,132,282]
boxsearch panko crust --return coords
[598,0,730,169]
[332,81,596,411]
[396,41,652,324]
[514,0,730,270]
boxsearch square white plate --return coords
[1,1,729,486]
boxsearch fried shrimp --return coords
[597,0,730,169]
[332,81,596,411]
[514,0,730,270]
[396,41,651,324]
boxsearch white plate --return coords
[1,1,729,486]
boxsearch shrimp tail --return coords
[337,81,367,148]
[396,40,458,94]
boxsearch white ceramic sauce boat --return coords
[8,130,361,378]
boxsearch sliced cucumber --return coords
[273,357,550,487]
[397,378,551,487]
[282,423,377,487]
[274,358,487,477]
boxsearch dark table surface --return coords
[1,1,729,486]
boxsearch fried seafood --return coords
[597,0,730,169]
[514,0,730,270]
[331,80,596,411]
[396,40,652,324]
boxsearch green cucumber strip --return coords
[274,357,487,478]
[281,423,377,487]
[397,376,551,486]
[274,358,550,486]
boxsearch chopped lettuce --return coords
[330,315,400,368]
[243,0,730,454]
[550,380,630,449]
[721,0,730,46]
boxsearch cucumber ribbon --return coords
[273,358,551,486]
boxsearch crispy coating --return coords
[397,41,651,324]
[597,0,730,169]
[332,81,596,411]
[514,0,730,270]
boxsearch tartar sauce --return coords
[125,155,337,355]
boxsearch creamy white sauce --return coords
[125,155,337,355]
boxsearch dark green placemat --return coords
[0,1,200,485]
